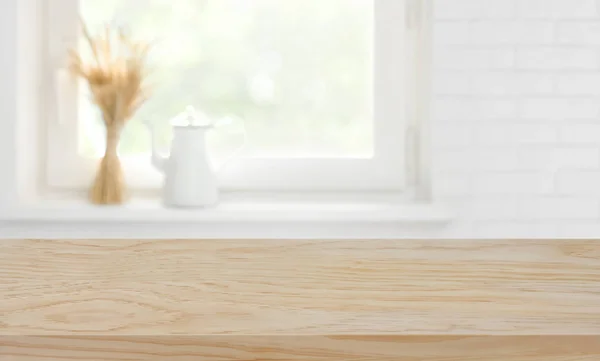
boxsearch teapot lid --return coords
[170,106,214,128]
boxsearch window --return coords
[45,0,431,193]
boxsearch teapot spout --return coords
[145,121,167,174]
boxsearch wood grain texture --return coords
[1,240,600,335]
[2,336,600,361]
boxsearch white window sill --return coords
[0,193,452,239]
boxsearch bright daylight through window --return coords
[79,0,374,160]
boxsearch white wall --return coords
[0,0,18,208]
[432,0,600,237]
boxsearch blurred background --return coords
[78,0,374,160]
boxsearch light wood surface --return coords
[1,336,600,361]
[1,239,600,335]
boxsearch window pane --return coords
[78,0,374,159]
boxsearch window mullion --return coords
[46,0,79,68]
[407,0,433,202]
[45,0,82,189]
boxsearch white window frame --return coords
[43,0,431,194]
[0,0,442,239]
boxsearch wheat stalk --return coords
[69,20,151,205]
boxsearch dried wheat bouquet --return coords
[69,21,150,205]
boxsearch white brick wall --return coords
[433,0,600,237]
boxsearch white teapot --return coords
[146,107,244,208]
